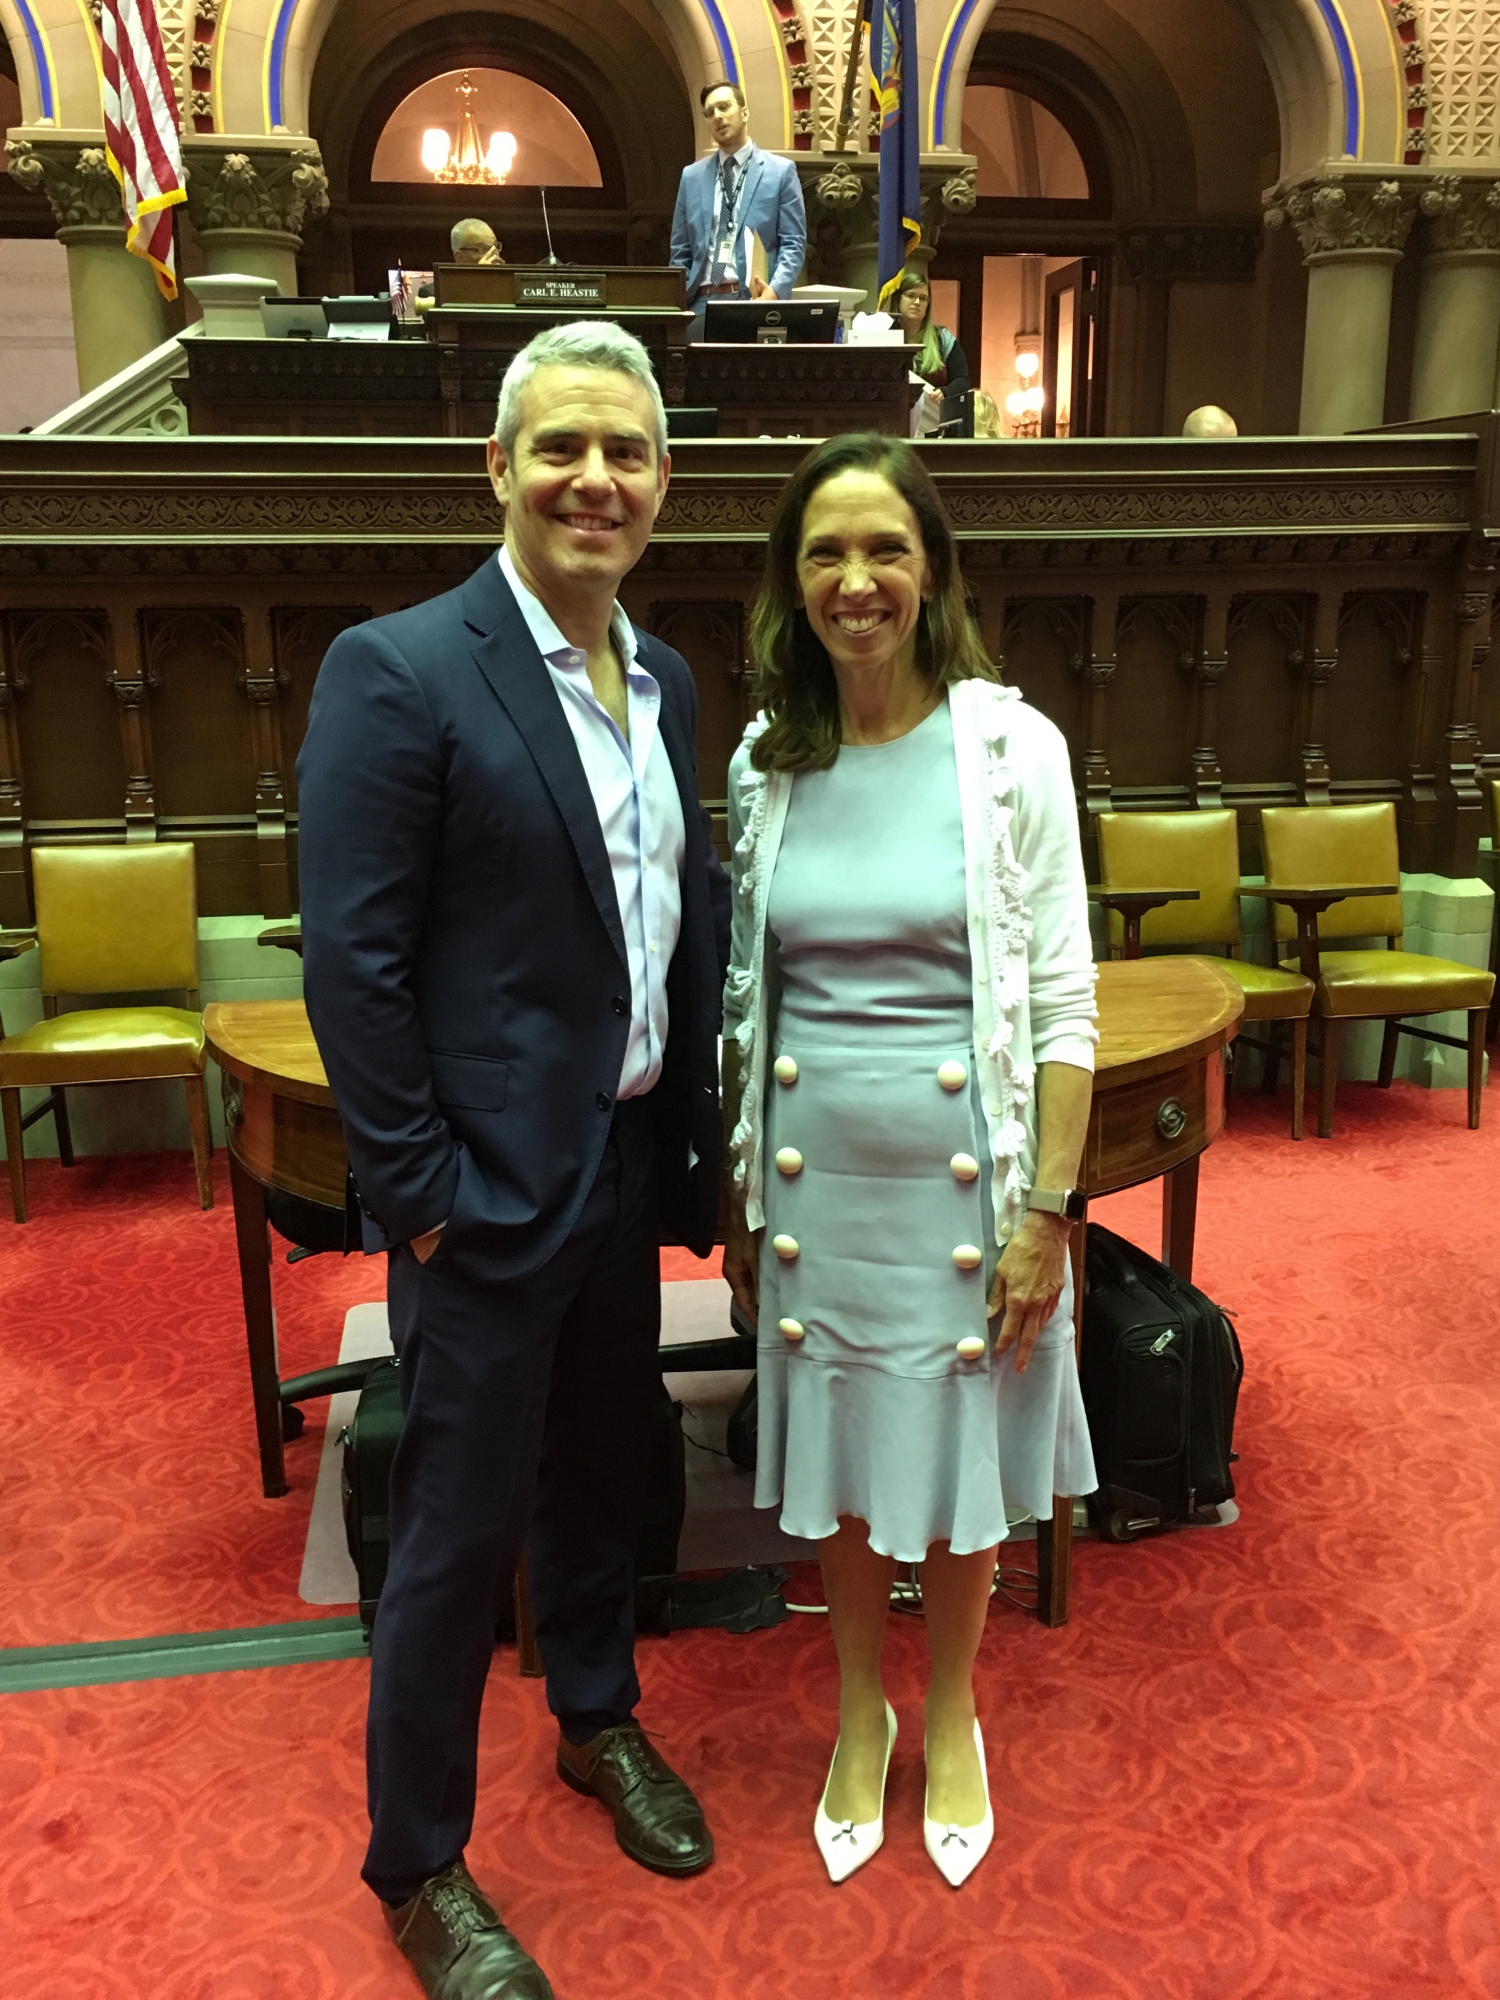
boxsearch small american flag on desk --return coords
[100,0,187,299]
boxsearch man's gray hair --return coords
[493,321,668,461]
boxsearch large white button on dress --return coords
[779,1317,805,1341]
[955,1335,987,1361]
[950,1152,980,1181]
[775,1147,804,1176]
[774,1055,799,1084]
[773,1233,800,1260]
[937,1060,968,1092]
[951,1243,983,1270]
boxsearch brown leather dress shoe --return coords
[384,1860,553,2000]
[557,1723,715,1876]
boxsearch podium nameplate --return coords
[515,274,606,307]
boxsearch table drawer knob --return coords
[1155,1097,1187,1141]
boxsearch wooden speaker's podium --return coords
[179,263,914,439]
[428,263,694,427]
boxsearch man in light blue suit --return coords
[670,80,808,336]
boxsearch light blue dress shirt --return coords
[499,546,686,1099]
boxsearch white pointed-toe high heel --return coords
[923,1719,994,1888]
[814,1701,897,1884]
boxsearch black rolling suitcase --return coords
[1079,1224,1243,1543]
[340,1366,689,1639]
[341,1357,403,1634]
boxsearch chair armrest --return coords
[1240,884,1398,981]
[0,932,37,963]
[257,923,304,959]
[1086,888,1201,961]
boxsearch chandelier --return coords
[420,72,517,185]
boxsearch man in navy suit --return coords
[297,321,729,2000]
[670,79,808,334]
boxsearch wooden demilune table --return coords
[208,960,1243,1626]
[205,1000,346,1499]
[1034,955,1244,1627]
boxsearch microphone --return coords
[539,188,562,267]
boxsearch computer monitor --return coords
[666,406,718,438]
[323,296,393,343]
[261,296,328,340]
[703,299,838,345]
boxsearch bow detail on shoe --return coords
[939,1827,970,1850]
[830,1820,859,1844]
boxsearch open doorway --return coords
[928,70,1111,437]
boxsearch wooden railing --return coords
[0,424,1495,927]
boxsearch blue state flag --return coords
[876,0,920,311]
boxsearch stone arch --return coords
[318,21,636,209]
[931,6,1200,217]
[235,0,725,141]
[309,0,699,217]
[929,0,1406,185]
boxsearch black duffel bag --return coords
[1079,1224,1243,1543]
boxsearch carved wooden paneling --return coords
[7,609,122,831]
[0,431,1495,892]
[139,607,255,912]
[1221,596,1306,793]
[999,597,1087,768]
[273,606,372,809]
[1328,592,1417,789]
[1111,598,1197,795]
[642,599,748,853]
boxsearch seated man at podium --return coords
[671,80,807,335]
[451,217,504,265]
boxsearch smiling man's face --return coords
[486,364,669,607]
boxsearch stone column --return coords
[1266,173,1419,434]
[182,142,329,297]
[795,153,976,310]
[5,139,170,392]
[1410,175,1500,419]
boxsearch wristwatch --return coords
[1026,1186,1087,1222]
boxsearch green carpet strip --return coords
[0,1617,368,1694]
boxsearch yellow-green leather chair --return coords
[1096,808,1316,1138]
[0,843,213,1222]
[1260,802,1494,1139]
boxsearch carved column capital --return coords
[5,140,127,233]
[183,142,329,244]
[1417,173,1500,255]
[1264,172,1420,261]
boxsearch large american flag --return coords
[100,0,186,299]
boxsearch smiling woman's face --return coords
[795,469,931,680]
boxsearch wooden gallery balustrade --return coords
[0,422,1496,929]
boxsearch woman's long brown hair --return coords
[748,432,996,773]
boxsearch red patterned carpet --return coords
[4,1082,1500,1997]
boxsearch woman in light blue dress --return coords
[722,435,1097,1888]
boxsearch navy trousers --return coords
[363,1100,662,1904]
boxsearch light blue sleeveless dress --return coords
[753,699,1096,1560]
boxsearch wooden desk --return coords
[181,326,914,442]
[1035,955,1244,1627]
[205,1000,344,1497]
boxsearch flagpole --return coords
[833,0,873,156]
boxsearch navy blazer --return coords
[296,556,730,1282]
[670,143,808,301]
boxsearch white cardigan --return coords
[723,678,1098,1245]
